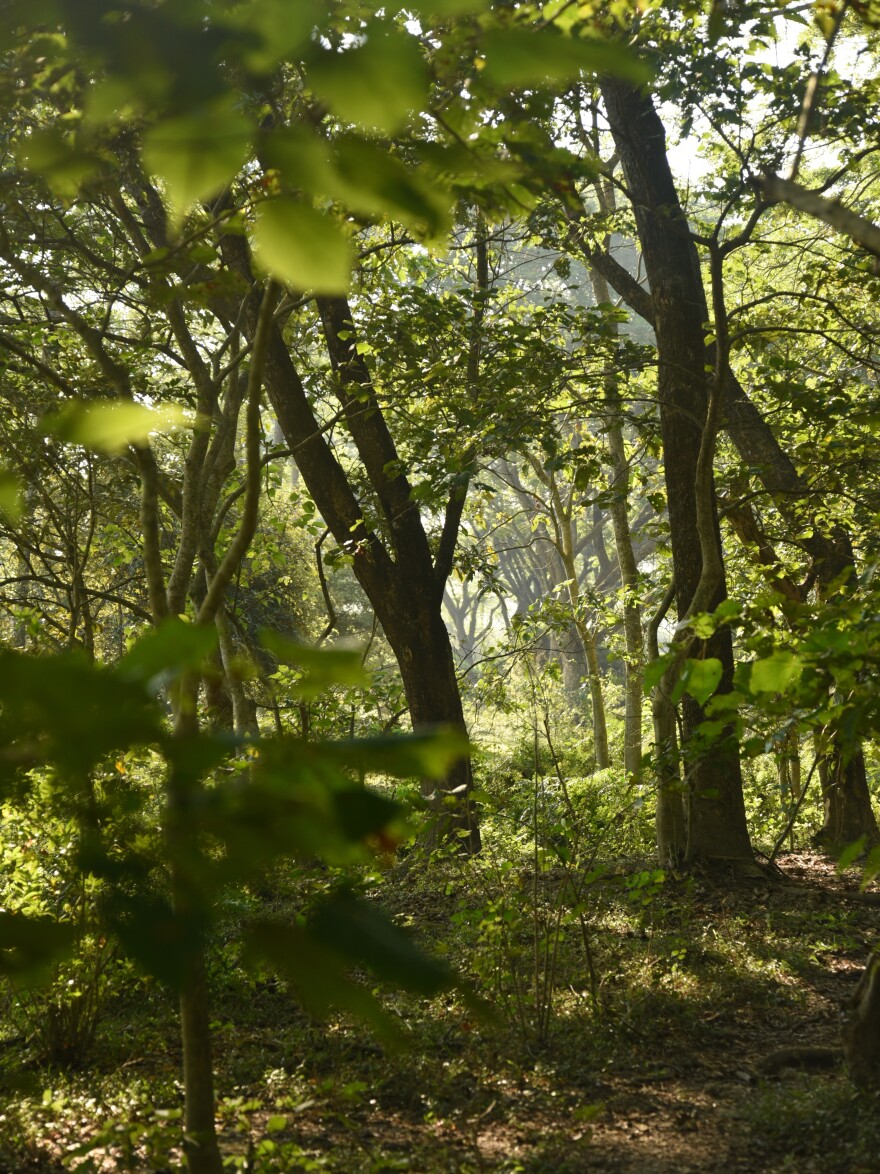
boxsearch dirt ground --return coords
[5,851,879,1173]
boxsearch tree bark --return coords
[600,77,753,865]
[590,268,644,783]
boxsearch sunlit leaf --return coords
[321,728,470,779]
[251,199,352,294]
[672,657,723,705]
[750,651,802,694]
[260,630,368,696]
[45,399,193,454]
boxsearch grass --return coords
[0,848,875,1173]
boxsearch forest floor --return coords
[2,849,879,1173]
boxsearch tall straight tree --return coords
[598,77,754,866]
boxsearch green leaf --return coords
[244,920,398,1039]
[643,652,676,694]
[143,100,253,224]
[118,618,218,686]
[45,399,192,454]
[310,890,454,995]
[239,0,321,70]
[309,29,428,134]
[251,199,352,294]
[321,729,470,779]
[480,30,650,88]
[0,468,23,522]
[0,914,75,982]
[330,136,451,235]
[750,651,802,694]
[260,631,368,697]
[672,657,723,705]
[405,0,490,13]
[14,127,98,195]
[837,837,867,872]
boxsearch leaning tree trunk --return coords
[600,77,753,867]
[222,238,481,851]
[383,580,481,854]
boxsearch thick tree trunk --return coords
[575,91,877,852]
[600,78,753,866]
[383,584,481,853]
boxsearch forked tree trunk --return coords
[222,240,481,851]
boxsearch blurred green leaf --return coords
[0,650,160,776]
[14,127,98,195]
[672,657,723,705]
[330,135,451,234]
[480,29,650,88]
[0,468,23,523]
[321,729,470,779]
[143,100,253,223]
[0,913,75,983]
[239,0,321,70]
[45,399,192,455]
[118,618,217,687]
[260,631,368,696]
[643,652,676,694]
[252,199,352,294]
[309,29,428,134]
[310,890,453,994]
[244,920,397,1039]
[750,651,802,694]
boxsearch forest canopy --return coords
[1,1,880,1171]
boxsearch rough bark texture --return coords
[600,78,753,864]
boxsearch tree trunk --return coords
[591,268,644,783]
[844,951,880,1088]
[575,616,610,769]
[576,88,878,852]
[648,582,686,867]
[178,950,223,1174]
[600,78,753,866]
[384,584,481,853]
